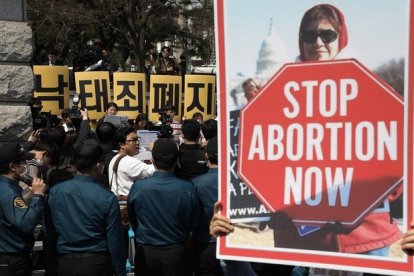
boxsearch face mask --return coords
[19,164,29,176]
[36,159,44,167]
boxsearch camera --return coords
[19,174,33,186]
[152,110,173,139]
[68,94,82,130]
[159,111,172,125]
[28,97,60,130]
[69,94,82,119]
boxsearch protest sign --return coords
[216,0,414,274]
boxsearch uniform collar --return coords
[0,175,22,191]
[153,171,175,178]
[0,174,19,184]
[73,174,99,183]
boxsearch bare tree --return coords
[28,0,215,71]
[374,58,405,97]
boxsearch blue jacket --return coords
[0,175,45,253]
[128,171,200,246]
[45,175,126,276]
[192,168,218,243]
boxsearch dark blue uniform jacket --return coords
[45,175,126,276]
[192,168,218,243]
[128,171,200,246]
[0,175,45,253]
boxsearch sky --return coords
[223,0,410,78]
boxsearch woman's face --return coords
[137,120,147,129]
[302,19,339,61]
[106,106,118,115]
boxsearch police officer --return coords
[127,138,200,276]
[44,139,126,276]
[0,142,47,276]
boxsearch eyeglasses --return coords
[125,137,141,144]
[300,30,338,44]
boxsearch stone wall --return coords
[0,0,34,142]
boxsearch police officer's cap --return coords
[0,142,35,165]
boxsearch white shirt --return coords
[109,153,155,196]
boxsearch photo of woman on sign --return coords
[269,4,403,255]
[297,4,348,62]
[224,2,404,260]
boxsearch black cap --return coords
[152,138,179,167]
[206,137,218,159]
[0,142,35,165]
[74,139,103,162]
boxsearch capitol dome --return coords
[256,18,289,80]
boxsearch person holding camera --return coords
[18,139,60,204]
[156,103,182,143]
[0,142,47,276]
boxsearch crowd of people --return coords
[0,98,223,276]
[2,3,414,276]
[33,42,183,77]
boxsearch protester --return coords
[97,102,119,127]
[175,119,208,180]
[125,52,140,72]
[44,49,63,66]
[201,118,217,147]
[127,138,200,276]
[0,142,46,276]
[401,223,414,253]
[101,47,119,73]
[109,126,155,197]
[44,140,126,276]
[209,202,258,276]
[134,113,152,131]
[192,112,204,124]
[154,46,180,75]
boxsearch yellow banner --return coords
[149,75,182,123]
[113,72,146,119]
[33,66,69,115]
[184,75,216,120]
[75,72,111,120]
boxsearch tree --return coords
[27,0,215,72]
[374,58,405,97]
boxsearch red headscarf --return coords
[299,4,348,60]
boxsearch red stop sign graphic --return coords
[238,59,404,227]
